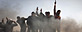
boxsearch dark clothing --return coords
[5,20,17,32]
[17,18,26,32]
[0,23,5,32]
[55,13,61,20]
[27,16,38,32]
[27,16,33,26]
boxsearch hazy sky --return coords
[0,0,82,23]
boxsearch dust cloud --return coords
[61,18,82,32]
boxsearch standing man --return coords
[55,10,61,20]
[44,12,55,32]
[54,0,61,20]
[20,17,27,32]
[5,19,17,32]
[27,12,37,32]
[38,8,45,32]
[53,0,61,32]
[16,16,27,32]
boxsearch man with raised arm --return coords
[5,18,18,32]
[27,12,38,32]
[16,16,27,32]
[53,0,61,32]
[54,0,61,20]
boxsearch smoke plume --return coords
[61,18,82,32]
[0,0,21,21]
[29,16,82,32]
[0,8,18,21]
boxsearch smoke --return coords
[0,0,22,21]
[28,15,60,32]
[29,16,82,32]
[0,8,18,21]
[61,18,82,32]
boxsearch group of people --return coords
[0,1,61,32]
[26,7,61,32]
[18,6,61,32]
[0,7,61,32]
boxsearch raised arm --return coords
[13,21,18,26]
[54,0,56,16]
[6,17,8,21]
[36,7,39,16]
[40,8,45,16]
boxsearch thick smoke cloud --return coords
[0,0,22,32]
[30,16,82,32]
[28,16,60,32]
[61,18,82,32]
[0,8,20,32]
[0,0,21,21]
[0,8,18,21]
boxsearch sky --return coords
[0,0,82,24]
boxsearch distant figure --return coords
[5,18,17,32]
[27,12,37,32]
[16,16,26,32]
[55,10,61,20]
